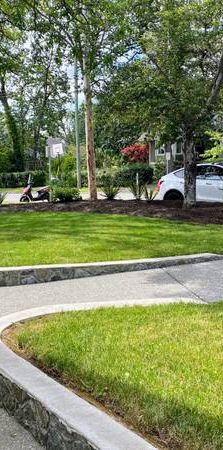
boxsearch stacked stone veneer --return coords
[0,302,158,450]
[0,374,95,450]
[0,254,222,287]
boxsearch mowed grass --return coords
[0,187,23,193]
[16,303,223,450]
[0,211,223,266]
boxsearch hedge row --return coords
[111,163,153,187]
[61,163,153,188]
[0,164,153,189]
[0,171,46,188]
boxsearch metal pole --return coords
[74,57,81,189]
[48,147,52,183]
[136,172,139,200]
[48,146,52,201]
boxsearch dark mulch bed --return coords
[1,199,223,225]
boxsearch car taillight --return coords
[156,179,164,191]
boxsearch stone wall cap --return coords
[0,253,221,272]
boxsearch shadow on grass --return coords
[0,211,218,242]
[14,303,223,450]
[29,357,223,450]
[0,212,222,266]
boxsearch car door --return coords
[204,166,223,202]
[196,165,223,202]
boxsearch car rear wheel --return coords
[164,190,184,201]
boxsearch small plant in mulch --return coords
[128,179,145,200]
[144,187,158,202]
[100,174,120,200]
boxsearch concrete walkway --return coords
[0,260,222,317]
[3,188,137,205]
[0,259,223,449]
[0,408,43,450]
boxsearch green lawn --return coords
[15,303,223,450]
[0,211,222,266]
[0,187,23,193]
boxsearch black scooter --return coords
[20,180,50,202]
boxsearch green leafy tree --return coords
[203,131,223,162]
[97,0,223,206]
[137,0,223,206]
[0,114,12,172]
[25,0,131,199]
[94,61,148,152]
[0,24,25,170]
[0,3,69,172]
[21,36,68,165]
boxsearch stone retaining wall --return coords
[0,375,95,450]
[0,253,222,286]
[0,303,158,450]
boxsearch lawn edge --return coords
[0,302,167,450]
[0,253,222,286]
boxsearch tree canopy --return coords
[0,0,223,205]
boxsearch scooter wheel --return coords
[20,196,30,203]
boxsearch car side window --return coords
[196,166,210,179]
[175,169,184,178]
[205,166,223,180]
[174,165,223,180]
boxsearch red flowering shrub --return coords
[120,144,150,163]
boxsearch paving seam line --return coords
[0,301,164,450]
[0,253,222,287]
[162,268,208,304]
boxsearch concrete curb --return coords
[0,301,168,450]
[0,253,222,286]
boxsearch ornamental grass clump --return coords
[144,187,157,201]
[100,174,120,200]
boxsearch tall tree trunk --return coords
[74,57,81,189]
[83,58,97,200]
[0,77,24,171]
[32,60,51,166]
[33,126,41,165]
[182,129,196,207]
[207,49,223,108]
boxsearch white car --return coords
[155,163,223,202]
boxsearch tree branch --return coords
[207,48,223,108]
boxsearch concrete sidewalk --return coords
[0,260,222,318]
[0,409,43,450]
[0,259,222,449]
